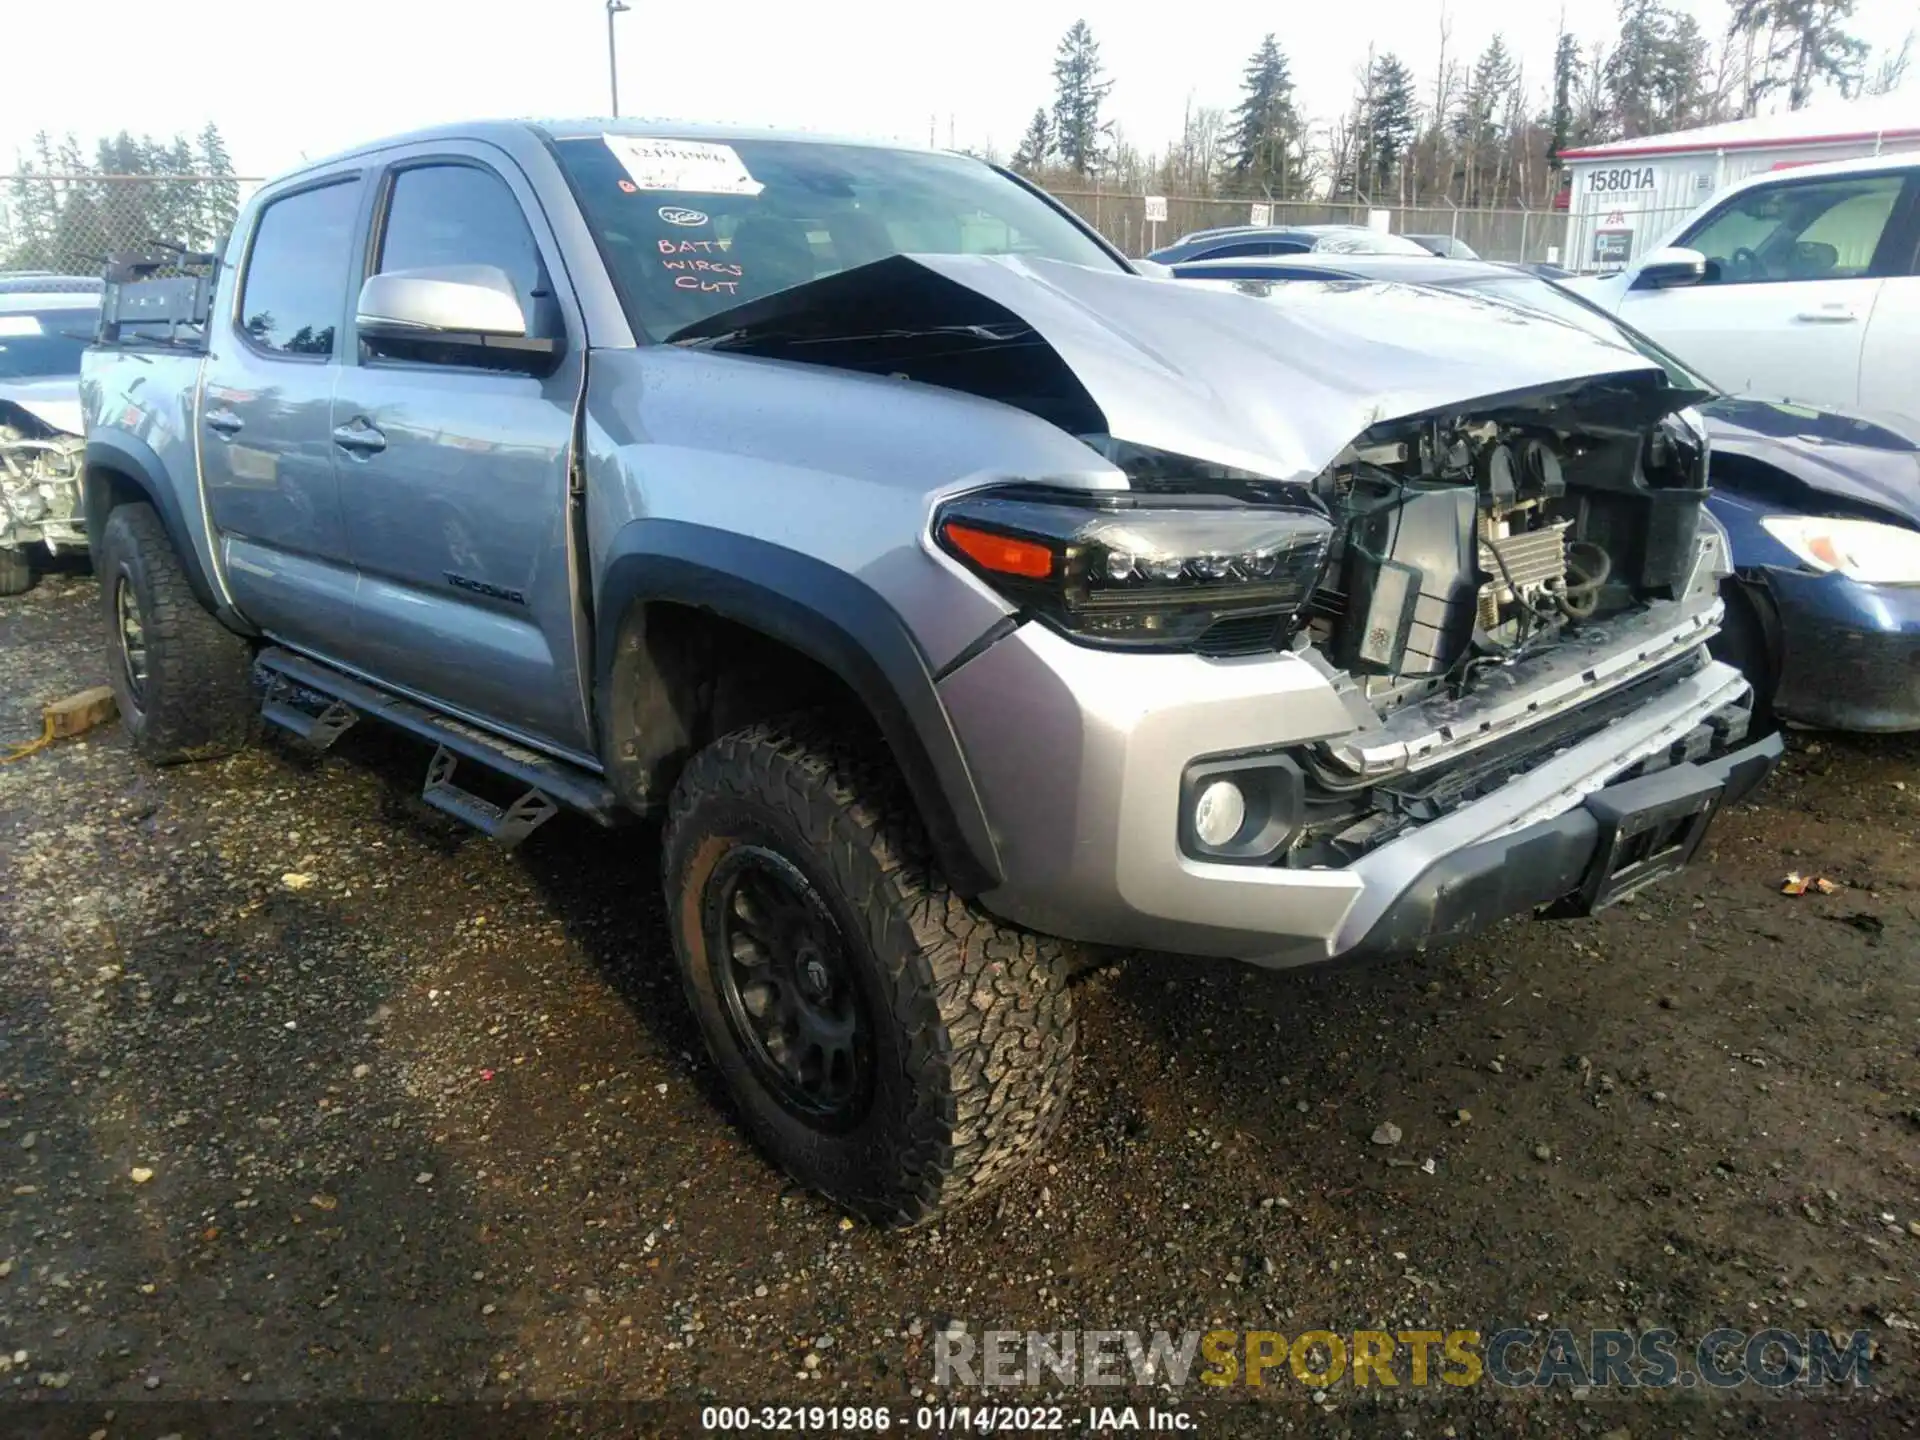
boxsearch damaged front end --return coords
[1283,374,1747,864]
[674,255,1747,863]
[1,398,87,556]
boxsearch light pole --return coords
[606,0,630,118]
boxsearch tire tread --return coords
[99,503,254,763]
[664,719,1076,1226]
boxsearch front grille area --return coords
[1194,613,1284,657]
[1283,651,1723,868]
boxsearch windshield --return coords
[553,136,1123,342]
[1311,230,1435,256]
[1448,273,1716,392]
[0,306,96,379]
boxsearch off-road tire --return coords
[663,719,1077,1226]
[97,503,255,763]
[0,546,31,596]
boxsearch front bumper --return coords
[1340,729,1779,961]
[943,621,1776,967]
[1765,569,1920,733]
[0,519,88,553]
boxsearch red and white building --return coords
[1558,95,1920,271]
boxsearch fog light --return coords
[1193,779,1246,848]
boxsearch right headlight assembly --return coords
[1760,514,1920,587]
[934,488,1333,651]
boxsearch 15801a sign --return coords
[1587,166,1657,193]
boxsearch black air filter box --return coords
[1339,483,1478,677]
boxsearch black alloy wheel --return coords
[706,845,874,1128]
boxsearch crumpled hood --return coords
[1702,396,1920,529]
[0,376,83,437]
[674,255,1680,483]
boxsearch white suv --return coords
[1572,155,1920,425]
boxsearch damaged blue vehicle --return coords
[1169,253,1920,732]
[1702,402,1920,732]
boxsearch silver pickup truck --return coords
[79,120,1781,1224]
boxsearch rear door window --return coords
[239,180,362,356]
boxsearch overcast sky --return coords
[3,0,1915,178]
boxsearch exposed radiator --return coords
[1477,519,1570,626]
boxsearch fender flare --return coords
[595,519,1004,896]
[84,430,253,633]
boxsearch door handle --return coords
[331,421,387,456]
[204,409,243,436]
[1792,306,1859,323]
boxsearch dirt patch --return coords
[2,572,1915,1435]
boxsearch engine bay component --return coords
[1477,517,1571,628]
[1312,401,1708,712]
[1337,481,1477,677]
[0,412,86,553]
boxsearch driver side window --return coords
[1682,173,1903,285]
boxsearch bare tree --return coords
[1866,31,1914,95]
[1428,6,1456,198]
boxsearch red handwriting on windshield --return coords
[658,237,743,294]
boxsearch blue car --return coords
[1167,253,1920,732]
[1145,224,1440,265]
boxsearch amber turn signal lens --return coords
[941,522,1054,580]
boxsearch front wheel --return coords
[97,503,256,763]
[662,720,1077,1226]
[1710,583,1777,736]
[0,546,32,597]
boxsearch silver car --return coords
[1,275,96,592]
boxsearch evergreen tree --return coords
[1733,0,1869,109]
[1653,12,1711,130]
[5,133,61,271]
[1606,0,1672,136]
[1548,31,1581,167]
[1049,21,1112,177]
[90,132,158,260]
[197,123,241,249]
[1452,35,1516,203]
[6,125,238,271]
[1362,53,1420,193]
[1011,108,1054,174]
[148,135,199,249]
[1228,34,1303,196]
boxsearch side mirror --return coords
[355,265,559,370]
[1631,246,1708,291]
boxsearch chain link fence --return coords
[1050,189,1573,265]
[2,172,1577,280]
[1,175,263,277]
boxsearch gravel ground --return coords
[3,568,1916,1437]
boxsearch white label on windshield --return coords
[603,136,764,196]
[0,316,45,337]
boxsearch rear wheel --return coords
[662,719,1077,1226]
[97,503,256,763]
[0,546,31,597]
